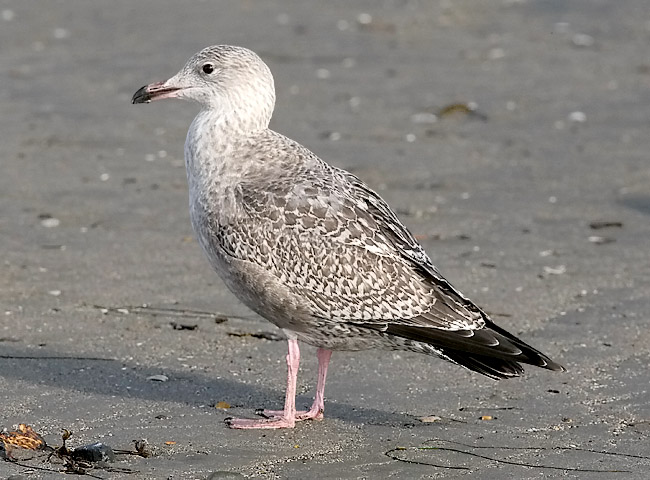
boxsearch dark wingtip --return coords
[546,361,567,373]
[442,349,565,380]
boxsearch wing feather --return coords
[211,132,564,375]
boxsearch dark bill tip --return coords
[131,82,181,104]
[131,85,151,104]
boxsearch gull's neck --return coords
[184,106,269,218]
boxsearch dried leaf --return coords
[0,424,46,451]
[479,415,494,421]
[164,441,176,446]
[215,401,231,409]
[438,102,488,121]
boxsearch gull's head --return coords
[132,45,276,130]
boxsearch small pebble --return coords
[2,9,15,21]
[276,13,290,25]
[337,19,350,31]
[488,47,505,60]
[588,235,614,245]
[348,96,361,108]
[418,415,442,423]
[41,217,60,228]
[554,22,570,33]
[568,111,586,123]
[315,68,331,79]
[48,290,62,296]
[147,374,169,382]
[53,28,70,39]
[572,33,594,47]
[543,265,567,275]
[357,13,372,25]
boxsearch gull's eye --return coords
[202,63,214,74]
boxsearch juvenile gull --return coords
[132,45,564,429]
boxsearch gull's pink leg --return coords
[226,339,300,429]
[296,348,332,420]
[262,347,333,421]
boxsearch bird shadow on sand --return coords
[0,343,418,428]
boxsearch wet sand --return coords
[2,1,650,478]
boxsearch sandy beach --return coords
[1,1,650,478]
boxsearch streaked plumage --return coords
[133,45,564,429]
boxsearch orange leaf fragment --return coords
[164,441,176,445]
[0,424,46,451]
[479,415,494,421]
[215,401,231,409]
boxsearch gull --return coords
[132,45,564,429]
